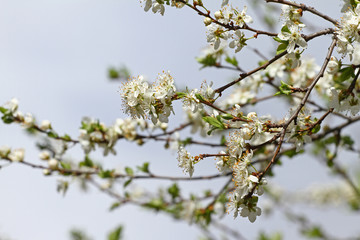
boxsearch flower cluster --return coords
[78,117,157,155]
[226,150,267,222]
[141,0,187,15]
[182,80,215,113]
[0,145,25,162]
[276,5,307,54]
[120,71,176,124]
[205,5,252,52]
[329,87,360,116]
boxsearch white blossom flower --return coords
[177,146,195,177]
[278,24,307,53]
[206,23,230,50]
[229,30,246,53]
[281,5,304,26]
[2,98,19,114]
[120,72,176,124]
[240,204,262,223]
[232,6,253,27]
[227,130,245,159]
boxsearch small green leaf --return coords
[275,81,292,96]
[202,116,225,130]
[125,167,134,176]
[108,68,120,79]
[276,42,288,55]
[195,93,205,101]
[108,226,123,240]
[1,115,14,124]
[283,149,299,158]
[221,113,234,120]
[98,170,115,179]
[196,55,217,69]
[137,162,150,173]
[175,92,187,98]
[220,135,227,145]
[311,124,321,133]
[337,66,355,82]
[123,178,132,188]
[0,107,7,114]
[303,226,324,238]
[60,162,72,170]
[109,202,121,211]
[225,56,238,67]
[168,183,180,200]
[62,134,72,141]
[47,131,59,138]
[79,155,94,168]
[281,25,291,33]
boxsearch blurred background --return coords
[0,0,359,239]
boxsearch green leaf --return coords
[60,162,72,170]
[108,226,123,240]
[79,156,94,168]
[175,92,187,99]
[98,170,115,179]
[196,55,217,69]
[273,36,287,43]
[123,178,132,188]
[195,93,205,101]
[303,226,324,238]
[275,81,292,96]
[220,135,227,145]
[276,42,288,55]
[62,134,72,141]
[137,162,150,173]
[202,116,225,130]
[109,202,121,211]
[338,66,355,82]
[167,183,180,200]
[125,167,134,176]
[221,113,234,120]
[281,25,291,34]
[0,107,7,114]
[181,137,193,146]
[283,149,299,158]
[47,131,59,138]
[225,56,238,67]
[57,180,69,196]
[108,68,120,79]
[1,115,14,124]
[311,124,321,134]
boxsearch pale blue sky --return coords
[0,1,359,239]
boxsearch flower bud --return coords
[0,145,11,158]
[39,151,51,160]
[43,169,51,176]
[48,158,59,169]
[39,120,52,131]
[327,56,339,74]
[203,17,212,26]
[214,11,223,19]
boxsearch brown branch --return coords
[265,0,338,26]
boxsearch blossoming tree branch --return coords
[1,0,360,239]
